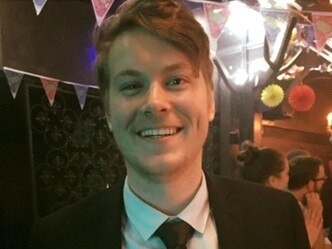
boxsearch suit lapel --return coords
[205,173,247,249]
[93,178,125,249]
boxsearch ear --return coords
[208,90,215,122]
[305,180,315,191]
[103,93,113,131]
[266,175,277,188]
[105,112,113,131]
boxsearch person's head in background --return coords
[93,0,215,187]
[288,155,327,203]
[238,145,289,190]
[286,148,310,162]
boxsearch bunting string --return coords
[3,66,98,109]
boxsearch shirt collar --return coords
[123,172,210,241]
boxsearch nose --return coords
[140,82,171,117]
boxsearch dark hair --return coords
[285,148,310,161]
[93,0,213,99]
[238,145,286,184]
[288,155,323,190]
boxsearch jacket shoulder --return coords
[31,182,124,249]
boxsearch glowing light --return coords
[328,112,332,127]
[226,1,265,43]
[232,68,248,85]
[327,112,332,136]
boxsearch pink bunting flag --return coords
[312,13,332,53]
[91,0,115,26]
[32,0,48,16]
[41,78,58,106]
[203,2,230,39]
[3,69,24,99]
[74,85,89,110]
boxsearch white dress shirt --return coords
[122,173,218,249]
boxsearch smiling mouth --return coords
[138,127,182,138]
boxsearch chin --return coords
[128,155,188,178]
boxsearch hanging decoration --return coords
[32,0,48,16]
[41,78,59,106]
[312,13,332,53]
[3,67,98,110]
[288,84,316,112]
[203,2,230,40]
[91,0,115,26]
[296,24,315,50]
[74,85,89,110]
[261,84,284,108]
[3,69,24,99]
[261,9,290,56]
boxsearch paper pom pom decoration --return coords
[288,84,315,112]
[261,84,284,108]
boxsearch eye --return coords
[167,78,183,86]
[120,82,143,96]
[166,78,186,86]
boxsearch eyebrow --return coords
[163,63,189,74]
[113,70,142,82]
[112,63,190,82]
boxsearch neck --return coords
[289,188,306,204]
[126,164,203,216]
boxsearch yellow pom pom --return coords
[261,84,284,108]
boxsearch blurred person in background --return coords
[238,144,289,190]
[321,154,332,242]
[286,148,311,161]
[289,155,331,249]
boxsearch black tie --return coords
[155,219,194,249]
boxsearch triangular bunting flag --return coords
[296,24,315,51]
[91,0,115,26]
[32,0,48,16]
[3,69,24,99]
[312,13,332,53]
[203,2,230,40]
[74,85,89,110]
[261,10,290,55]
[41,79,58,106]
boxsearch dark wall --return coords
[0,71,33,249]
[0,72,126,249]
[259,72,332,164]
[0,1,97,85]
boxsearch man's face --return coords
[313,165,327,193]
[104,30,215,179]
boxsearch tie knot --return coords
[155,220,194,249]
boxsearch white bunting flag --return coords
[32,0,48,16]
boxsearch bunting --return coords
[312,13,332,53]
[296,24,315,51]
[91,0,115,26]
[203,2,230,40]
[74,85,89,110]
[3,69,24,99]
[3,67,97,110]
[41,78,59,106]
[261,10,290,56]
[32,0,48,16]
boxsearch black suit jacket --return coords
[30,173,310,249]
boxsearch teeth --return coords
[140,128,178,138]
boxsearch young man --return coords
[30,1,310,248]
[289,155,331,249]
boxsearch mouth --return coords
[137,127,182,138]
